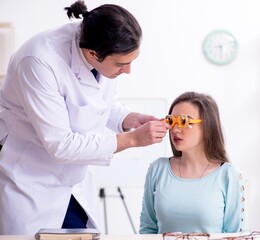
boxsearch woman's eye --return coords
[181,118,186,125]
[166,117,173,125]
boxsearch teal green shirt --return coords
[139,158,244,234]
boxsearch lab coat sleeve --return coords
[107,101,132,133]
[0,106,8,143]
[14,56,116,164]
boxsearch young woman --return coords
[139,91,245,234]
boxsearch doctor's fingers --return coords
[136,130,166,146]
[146,120,170,133]
[134,122,168,146]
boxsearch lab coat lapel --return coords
[71,33,99,88]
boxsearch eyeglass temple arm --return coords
[189,119,203,124]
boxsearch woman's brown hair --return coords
[168,91,229,163]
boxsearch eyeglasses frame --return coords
[165,114,203,128]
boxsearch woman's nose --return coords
[171,124,182,133]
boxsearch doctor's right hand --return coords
[115,120,170,153]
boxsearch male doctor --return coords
[0,0,169,235]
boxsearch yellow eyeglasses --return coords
[165,114,203,128]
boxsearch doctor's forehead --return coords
[107,48,140,64]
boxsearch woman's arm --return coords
[139,163,159,234]
[223,166,245,232]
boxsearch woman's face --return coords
[169,101,204,153]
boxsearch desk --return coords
[0,235,162,240]
[0,233,242,240]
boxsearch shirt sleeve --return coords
[139,162,159,234]
[223,166,245,232]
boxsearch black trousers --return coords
[62,195,88,228]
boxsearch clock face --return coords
[203,30,238,65]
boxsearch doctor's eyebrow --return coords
[116,62,131,67]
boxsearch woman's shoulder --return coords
[222,162,242,173]
[150,157,170,166]
[219,162,243,180]
[148,157,170,173]
[145,157,171,182]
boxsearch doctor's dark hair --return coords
[168,91,229,164]
[65,0,142,62]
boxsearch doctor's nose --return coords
[121,64,131,74]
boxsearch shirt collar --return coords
[71,28,99,88]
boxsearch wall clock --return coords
[202,30,238,65]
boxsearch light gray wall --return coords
[1,0,260,234]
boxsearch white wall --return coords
[1,0,260,234]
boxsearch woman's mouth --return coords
[173,136,183,144]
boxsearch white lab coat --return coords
[0,22,131,234]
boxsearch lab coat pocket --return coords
[13,143,63,190]
[66,99,108,134]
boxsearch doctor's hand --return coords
[115,119,170,153]
[122,112,159,131]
